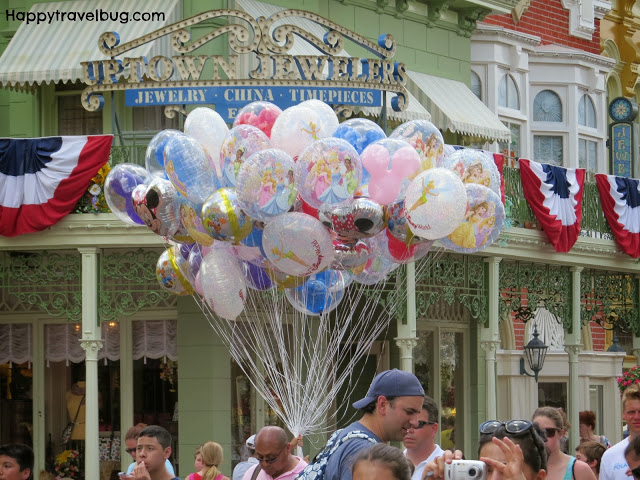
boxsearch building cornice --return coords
[0,214,165,251]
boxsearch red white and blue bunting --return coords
[595,174,640,258]
[519,159,585,253]
[0,135,112,237]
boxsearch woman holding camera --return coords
[532,407,596,480]
[421,419,547,480]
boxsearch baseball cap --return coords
[246,434,256,449]
[352,369,424,410]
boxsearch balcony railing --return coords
[91,146,614,240]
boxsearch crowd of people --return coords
[0,369,637,480]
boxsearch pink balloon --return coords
[362,143,420,205]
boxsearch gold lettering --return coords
[212,55,238,80]
[273,55,297,80]
[250,54,272,79]
[81,61,101,85]
[123,57,147,83]
[295,56,328,80]
[173,56,208,81]
[147,56,174,82]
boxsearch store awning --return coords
[234,0,431,123]
[407,70,511,142]
[0,0,180,89]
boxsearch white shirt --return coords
[600,437,630,480]
[404,444,445,480]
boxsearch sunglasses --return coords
[479,420,533,435]
[631,466,640,480]
[126,448,137,455]
[413,421,436,430]
[255,444,286,464]
[542,427,561,439]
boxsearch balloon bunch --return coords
[104,100,505,320]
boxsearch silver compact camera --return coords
[444,460,487,480]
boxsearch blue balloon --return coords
[242,262,273,290]
[286,269,345,315]
[333,118,386,155]
[242,222,264,248]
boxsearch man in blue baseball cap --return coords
[310,369,424,480]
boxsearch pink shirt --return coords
[242,457,307,480]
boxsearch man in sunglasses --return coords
[403,396,444,480]
[321,369,424,480]
[242,426,307,480]
[601,383,640,480]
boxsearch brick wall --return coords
[483,0,601,55]
[590,321,606,351]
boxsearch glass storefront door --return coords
[414,327,469,453]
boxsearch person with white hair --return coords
[233,435,259,480]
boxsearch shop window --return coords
[579,138,597,171]
[579,95,597,128]
[0,362,33,447]
[589,385,605,435]
[415,329,467,452]
[533,90,563,122]
[132,106,179,132]
[499,74,520,110]
[57,89,103,135]
[471,71,482,101]
[534,135,563,165]
[538,382,567,409]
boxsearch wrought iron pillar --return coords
[565,266,583,450]
[396,262,418,373]
[79,248,103,480]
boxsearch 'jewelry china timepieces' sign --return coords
[80,9,409,122]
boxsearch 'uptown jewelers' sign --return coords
[80,9,409,122]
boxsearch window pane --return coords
[586,97,596,128]
[498,75,507,108]
[507,76,519,110]
[534,135,563,165]
[471,72,482,101]
[58,95,103,135]
[589,385,605,435]
[132,106,179,131]
[533,90,562,122]
[579,96,586,126]
[0,362,33,446]
[579,139,586,168]
[588,140,597,171]
[538,382,567,409]
[499,123,521,166]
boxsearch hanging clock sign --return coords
[608,97,638,178]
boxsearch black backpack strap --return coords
[251,465,262,480]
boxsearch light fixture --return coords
[607,332,626,352]
[520,324,548,382]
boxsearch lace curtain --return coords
[132,320,177,361]
[0,324,32,365]
[1,320,177,366]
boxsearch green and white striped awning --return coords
[407,70,511,142]
[0,0,180,89]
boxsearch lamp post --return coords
[520,324,548,382]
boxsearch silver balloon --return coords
[319,196,385,239]
[385,199,431,245]
[331,239,371,270]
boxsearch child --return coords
[576,441,606,479]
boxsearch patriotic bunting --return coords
[519,159,585,253]
[0,135,113,237]
[595,174,640,258]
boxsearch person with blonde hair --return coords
[199,441,230,480]
[601,383,640,480]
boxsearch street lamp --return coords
[520,324,548,382]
